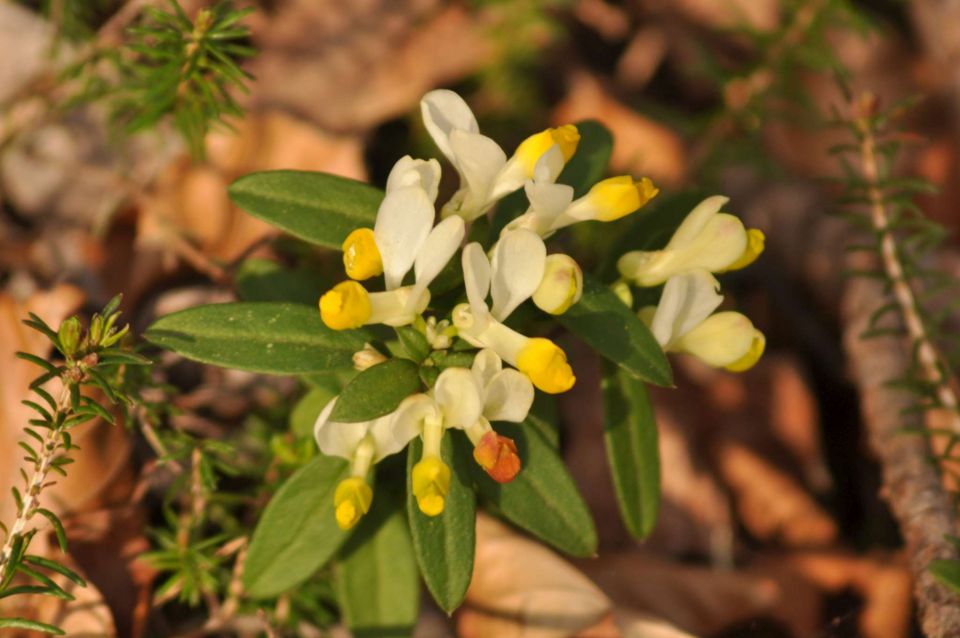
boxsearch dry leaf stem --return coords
[854,98,960,440]
[0,383,71,578]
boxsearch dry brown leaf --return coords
[247,0,493,132]
[616,27,668,91]
[580,550,820,637]
[649,0,781,32]
[717,443,837,546]
[574,0,631,42]
[458,513,612,638]
[553,73,687,186]
[0,556,116,638]
[137,110,367,264]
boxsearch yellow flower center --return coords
[334,477,373,530]
[589,176,659,222]
[516,338,576,394]
[723,228,765,272]
[514,125,581,177]
[725,330,766,372]
[319,281,372,330]
[412,456,451,516]
[342,228,383,281]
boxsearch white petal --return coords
[672,311,756,367]
[471,348,503,390]
[670,214,747,273]
[386,156,442,203]
[483,369,534,422]
[449,130,507,210]
[313,398,369,460]
[421,90,480,165]
[667,195,728,250]
[462,242,492,319]
[524,180,574,233]
[369,411,417,462]
[406,216,465,314]
[374,186,435,289]
[490,229,547,321]
[650,271,723,347]
[533,144,565,183]
[391,394,438,449]
[433,367,484,430]
[414,216,465,287]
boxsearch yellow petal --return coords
[724,330,766,372]
[722,228,765,272]
[342,228,383,280]
[319,281,372,330]
[514,125,581,177]
[412,456,451,516]
[334,477,373,530]
[516,338,576,394]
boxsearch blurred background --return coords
[3,0,960,636]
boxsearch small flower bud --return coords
[58,316,82,356]
[352,343,388,371]
[610,280,633,308]
[532,254,583,315]
[334,477,373,530]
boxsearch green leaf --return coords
[145,303,370,375]
[406,436,476,613]
[395,326,430,363]
[336,506,419,637]
[331,359,421,423]
[602,365,660,539]
[470,423,597,557]
[235,258,323,306]
[229,170,383,249]
[0,618,65,634]
[558,120,613,197]
[559,275,672,386]
[931,559,960,595]
[243,456,351,598]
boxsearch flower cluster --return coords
[617,195,767,371]
[314,90,658,529]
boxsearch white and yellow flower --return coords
[421,89,580,221]
[461,349,534,483]
[453,239,576,394]
[508,174,658,238]
[313,400,422,530]
[617,195,764,287]
[640,270,765,372]
[393,367,485,516]
[320,158,465,330]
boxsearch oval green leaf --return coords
[330,358,421,422]
[336,507,420,637]
[145,302,370,375]
[602,364,661,539]
[228,170,383,249]
[470,423,597,557]
[406,436,476,613]
[558,120,613,197]
[235,258,324,305]
[243,456,351,598]
[559,274,672,386]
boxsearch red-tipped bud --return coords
[473,431,521,483]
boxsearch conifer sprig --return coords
[0,296,151,635]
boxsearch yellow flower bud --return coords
[319,281,372,330]
[722,228,765,272]
[724,330,766,372]
[412,456,451,516]
[334,477,373,530]
[352,343,388,371]
[514,125,581,177]
[610,280,634,308]
[588,176,659,222]
[533,254,583,315]
[342,228,383,281]
[516,338,576,394]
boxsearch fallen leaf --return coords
[459,513,612,638]
[553,73,687,186]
